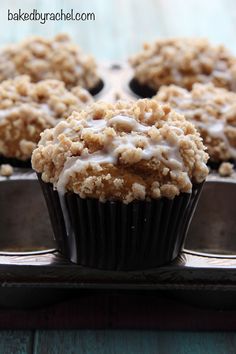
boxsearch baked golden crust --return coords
[0,76,93,160]
[32,99,208,203]
[155,83,236,162]
[0,33,100,90]
[130,38,236,92]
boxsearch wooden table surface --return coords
[0,330,236,354]
[1,0,236,352]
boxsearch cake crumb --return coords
[0,164,13,177]
[218,162,234,177]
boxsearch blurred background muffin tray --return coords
[0,63,236,308]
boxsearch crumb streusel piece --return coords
[130,38,236,92]
[155,83,236,162]
[219,162,234,177]
[0,76,93,160]
[0,164,13,177]
[32,99,209,203]
[0,33,100,90]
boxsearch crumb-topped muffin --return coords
[32,99,208,203]
[0,33,100,91]
[155,83,236,163]
[0,76,93,162]
[130,38,236,95]
[33,99,208,270]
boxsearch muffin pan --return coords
[1,63,236,307]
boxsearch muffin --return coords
[0,76,93,166]
[32,99,209,270]
[0,33,102,94]
[155,83,236,166]
[129,38,236,97]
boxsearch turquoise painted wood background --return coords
[1,0,236,352]
[1,0,236,61]
[1,330,236,354]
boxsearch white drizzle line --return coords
[170,95,236,158]
[0,103,56,126]
[55,114,191,195]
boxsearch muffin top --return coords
[0,33,100,90]
[130,38,236,92]
[155,83,236,162]
[0,76,93,160]
[32,99,208,203]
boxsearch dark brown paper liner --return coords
[38,175,204,270]
[207,159,236,171]
[89,79,104,96]
[129,78,157,98]
[0,155,31,168]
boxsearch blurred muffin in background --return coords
[155,83,236,165]
[0,76,93,165]
[129,38,236,97]
[0,34,101,94]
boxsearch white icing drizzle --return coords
[57,154,114,194]
[0,103,56,125]
[170,94,236,158]
[85,117,107,131]
[56,114,191,195]
[0,107,19,119]
[207,121,225,137]
[107,115,150,132]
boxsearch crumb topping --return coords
[130,38,236,92]
[0,76,93,160]
[155,83,236,162]
[0,164,13,177]
[218,162,234,177]
[32,99,209,203]
[0,33,100,90]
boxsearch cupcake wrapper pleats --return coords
[38,174,203,270]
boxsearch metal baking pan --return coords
[1,169,236,309]
[0,63,236,308]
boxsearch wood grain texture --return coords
[34,330,236,354]
[0,331,33,354]
[1,330,236,354]
[0,0,235,61]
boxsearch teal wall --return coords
[0,0,236,61]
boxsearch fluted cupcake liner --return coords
[38,174,204,270]
[89,79,104,96]
[129,78,156,98]
[0,156,31,168]
[207,159,236,171]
